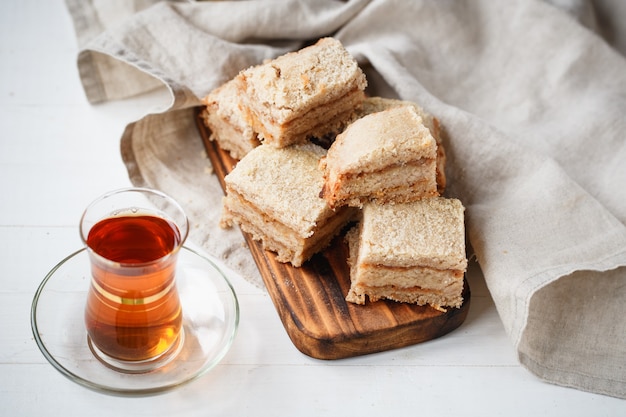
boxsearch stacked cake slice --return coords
[345,198,467,311]
[235,37,367,148]
[354,97,447,193]
[319,105,439,209]
[220,143,356,267]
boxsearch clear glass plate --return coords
[31,246,239,396]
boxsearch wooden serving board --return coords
[196,109,470,360]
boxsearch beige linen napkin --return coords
[65,0,626,398]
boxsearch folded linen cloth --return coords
[65,0,626,398]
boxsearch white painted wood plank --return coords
[2,363,623,417]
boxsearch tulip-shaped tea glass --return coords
[80,188,189,373]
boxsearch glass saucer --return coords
[31,246,239,396]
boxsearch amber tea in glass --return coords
[80,188,189,373]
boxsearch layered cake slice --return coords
[220,143,356,267]
[201,78,260,160]
[345,197,467,311]
[319,105,438,209]
[235,37,367,148]
[355,97,447,193]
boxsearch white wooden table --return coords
[1,1,624,415]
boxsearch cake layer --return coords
[355,263,464,290]
[357,199,467,271]
[222,190,355,267]
[345,281,464,310]
[222,189,355,249]
[241,88,364,147]
[345,223,464,289]
[323,106,436,173]
[321,158,438,207]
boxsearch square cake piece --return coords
[354,97,447,193]
[201,78,260,160]
[319,105,439,209]
[235,37,367,148]
[220,143,356,267]
[345,197,467,310]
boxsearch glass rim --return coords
[79,187,190,266]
